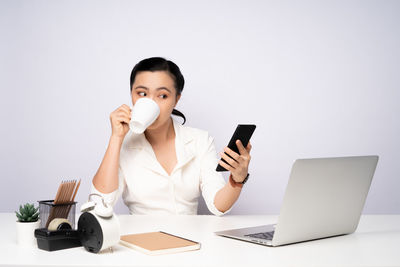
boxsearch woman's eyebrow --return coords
[134,86,171,93]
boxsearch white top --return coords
[91,118,230,216]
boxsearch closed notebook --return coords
[120,231,201,255]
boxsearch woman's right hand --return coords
[110,104,131,139]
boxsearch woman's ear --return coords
[174,94,181,107]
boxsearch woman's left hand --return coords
[219,140,252,183]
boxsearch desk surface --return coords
[1,213,400,267]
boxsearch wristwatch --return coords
[230,173,250,186]
[239,173,250,185]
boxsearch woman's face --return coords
[131,70,180,131]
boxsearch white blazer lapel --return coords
[125,119,196,176]
[126,133,169,177]
[173,119,196,170]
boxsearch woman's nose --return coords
[142,95,159,105]
[143,94,156,101]
[144,92,156,100]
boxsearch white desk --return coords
[1,213,400,267]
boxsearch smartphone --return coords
[216,124,256,172]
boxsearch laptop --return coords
[215,155,379,247]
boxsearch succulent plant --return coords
[15,203,39,222]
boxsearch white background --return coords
[1,0,399,214]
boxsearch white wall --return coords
[1,0,399,214]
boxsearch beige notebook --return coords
[120,231,201,255]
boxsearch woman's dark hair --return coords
[130,57,186,124]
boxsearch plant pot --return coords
[16,219,41,247]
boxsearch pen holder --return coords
[38,200,77,230]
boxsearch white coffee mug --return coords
[129,98,160,134]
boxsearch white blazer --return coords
[91,118,231,216]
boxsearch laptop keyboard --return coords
[245,231,275,240]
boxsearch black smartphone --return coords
[216,124,256,172]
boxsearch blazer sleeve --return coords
[199,134,232,216]
[90,166,126,208]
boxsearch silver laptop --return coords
[215,155,379,247]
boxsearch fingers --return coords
[110,106,132,138]
[220,152,239,168]
[121,104,131,112]
[218,158,234,172]
[246,141,252,153]
[220,141,252,182]
[111,112,130,126]
[223,147,241,162]
[116,110,131,121]
[118,105,132,118]
[220,140,252,173]
[115,115,130,125]
[109,105,132,138]
[236,140,249,156]
[111,105,131,122]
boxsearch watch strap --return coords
[239,173,250,184]
[229,173,249,188]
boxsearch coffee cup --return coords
[129,98,160,134]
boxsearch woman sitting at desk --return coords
[92,57,252,215]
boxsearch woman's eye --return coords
[159,94,167,99]
[138,92,146,97]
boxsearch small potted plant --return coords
[15,203,40,247]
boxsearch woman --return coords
[92,57,252,215]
